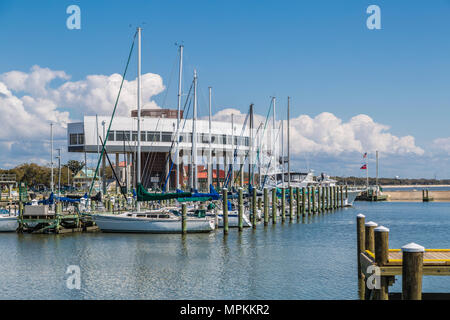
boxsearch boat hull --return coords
[0,216,18,232]
[92,214,215,233]
[215,211,252,228]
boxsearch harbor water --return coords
[0,201,450,299]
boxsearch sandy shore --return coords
[383,190,450,201]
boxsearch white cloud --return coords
[0,65,165,168]
[432,137,450,154]
[206,108,424,157]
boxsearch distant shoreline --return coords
[381,184,450,188]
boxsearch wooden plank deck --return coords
[361,250,450,276]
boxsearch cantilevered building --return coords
[67,109,252,191]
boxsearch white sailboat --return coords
[0,209,18,232]
[92,28,215,233]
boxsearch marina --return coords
[1,1,450,306]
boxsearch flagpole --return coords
[366,154,369,190]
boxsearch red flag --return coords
[360,164,367,170]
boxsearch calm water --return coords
[1,202,450,300]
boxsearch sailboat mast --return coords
[249,104,254,187]
[281,116,284,187]
[231,113,234,188]
[176,45,183,190]
[287,96,291,188]
[272,97,276,182]
[208,86,212,188]
[136,27,142,211]
[192,69,198,191]
[50,122,54,193]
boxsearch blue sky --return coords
[1,0,450,178]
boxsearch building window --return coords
[141,132,146,142]
[132,131,138,141]
[108,131,115,141]
[221,134,227,144]
[147,131,160,142]
[70,133,84,145]
[116,131,130,141]
[161,132,172,142]
[245,137,249,146]
[70,134,78,145]
[211,135,217,144]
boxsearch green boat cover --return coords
[137,183,191,201]
[177,197,213,203]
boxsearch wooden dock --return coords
[357,214,450,300]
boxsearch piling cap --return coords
[374,226,389,232]
[356,213,365,218]
[365,221,378,227]
[402,243,425,253]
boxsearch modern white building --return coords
[67,109,255,191]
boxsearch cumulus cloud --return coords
[431,137,450,154]
[206,108,424,157]
[0,65,164,168]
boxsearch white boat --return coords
[215,210,252,228]
[0,211,18,232]
[92,210,215,233]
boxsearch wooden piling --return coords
[289,186,293,220]
[222,188,229,234]
[321,186,325,212]
[311,187,317,214]
[365,221,378,253]
[281,188,286,222]
[374,226,390,300]
[356,214,366,300]
[307,187,312,215]
[317,187,321,213]
[252,187,257,228]
[263,187,269,226]
[301,187,306,216]
[238,188,243,231]
[340,186,344,208]
[402,243,424,300]
[182,204,187,234]
[272,188,277,224]
[296,187,301,219]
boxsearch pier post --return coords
[182,204,187,234]
[238,188,243,231]
[334,186,338,210]
[258,197,262,211]
[312,186,316,214]
[222,188,228,234]
[345,185,348,199]
[301,187,306,216]
[317,187,321,213]
[289,186,293,220]
[281,188,286,222]
[402,243,424,300]
[264,187,269,226]
[252,187,257,228]
[374,226,390,300]
[365,221,378,253]
[356,214,366,300]
[340,186,344,208]
[307,187,312,215]
[272,188,277,224]
[321,186,325,212]
[296,187,301,219]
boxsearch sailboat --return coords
[0,208,18,232]
[92,28,215,233]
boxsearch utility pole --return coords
[56,148,61,198]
